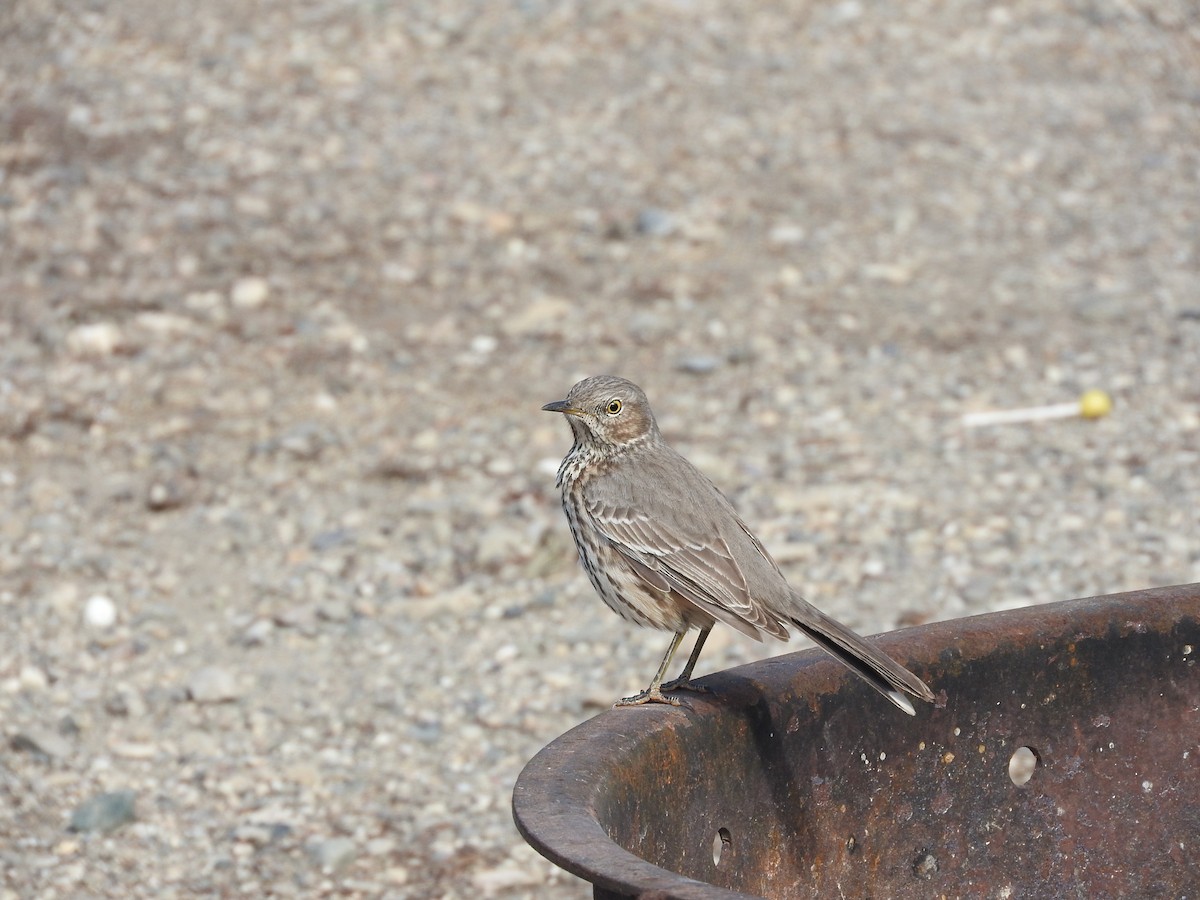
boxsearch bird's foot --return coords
[659,676,710,695]
[614,688,691,709]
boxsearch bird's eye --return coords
[605,399,623,416]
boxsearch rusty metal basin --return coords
[513,584,1200,898]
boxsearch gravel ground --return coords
[2,0,1198,897]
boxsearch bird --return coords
[542,375,934,714]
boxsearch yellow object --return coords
[962,389,1114,428]
[1079,389,1113,420]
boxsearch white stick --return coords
[961,402,1079,428]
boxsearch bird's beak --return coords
[542,399,581,416]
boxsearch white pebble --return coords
[185,290,224,311]
[187,666,242,703]
[66,322,123,357]
[470,334,498,355]
[494,643,519,664]
[19,665,49,691]
[134,312,194,336]
[84,594,118,629]
[484,457,515,477]
[862,558,886,577]
[230,276,270,308]
[768,223,806,245]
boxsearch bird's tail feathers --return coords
[788,598,934,716]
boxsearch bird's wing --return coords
[581,458,788,640]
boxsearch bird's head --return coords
[542,375,659,449]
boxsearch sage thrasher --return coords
[543,374,934,713]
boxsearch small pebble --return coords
[470,335,498,355]
[310,529,352,552]
[315,599,352,622]
[768,223,806,245]
[108,740,157,759]
[104,687,147,718]
[146,478,189,511]
[134,311,194,337]
[187,666,242,704]
[307,837,358,872]
[18,665,49,690]
[240,618,274,646]
[69,791,137,833]
[676,355,721,375]
[635,208,677,237]
[10,727,73,760]
[274,422,333,460]
[84,594,118,629]
[230,277,270,308]
[65,322,123,357]
[232,822,292,847]
[366,837,396,856]
[272,601,315,628]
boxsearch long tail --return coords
[788,594,934,716]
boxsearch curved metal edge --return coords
[511,715,761,900]
[512,583,1200,899]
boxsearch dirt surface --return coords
[2,0,1198,897]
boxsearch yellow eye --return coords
[605,398,622,415]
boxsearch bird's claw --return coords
[659,677,710,695]
[614,688,692,709]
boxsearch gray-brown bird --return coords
[543,375,934,714]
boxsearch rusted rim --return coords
[512,583,1200,898]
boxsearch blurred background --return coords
[1,0,1198,896]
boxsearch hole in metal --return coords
[1009,745,1039,786]
[712,827,731,866]
[912,849,939,879]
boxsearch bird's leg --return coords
[660,627,712,694]
[615,631,689,707]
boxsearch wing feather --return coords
[583,493,787,640]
